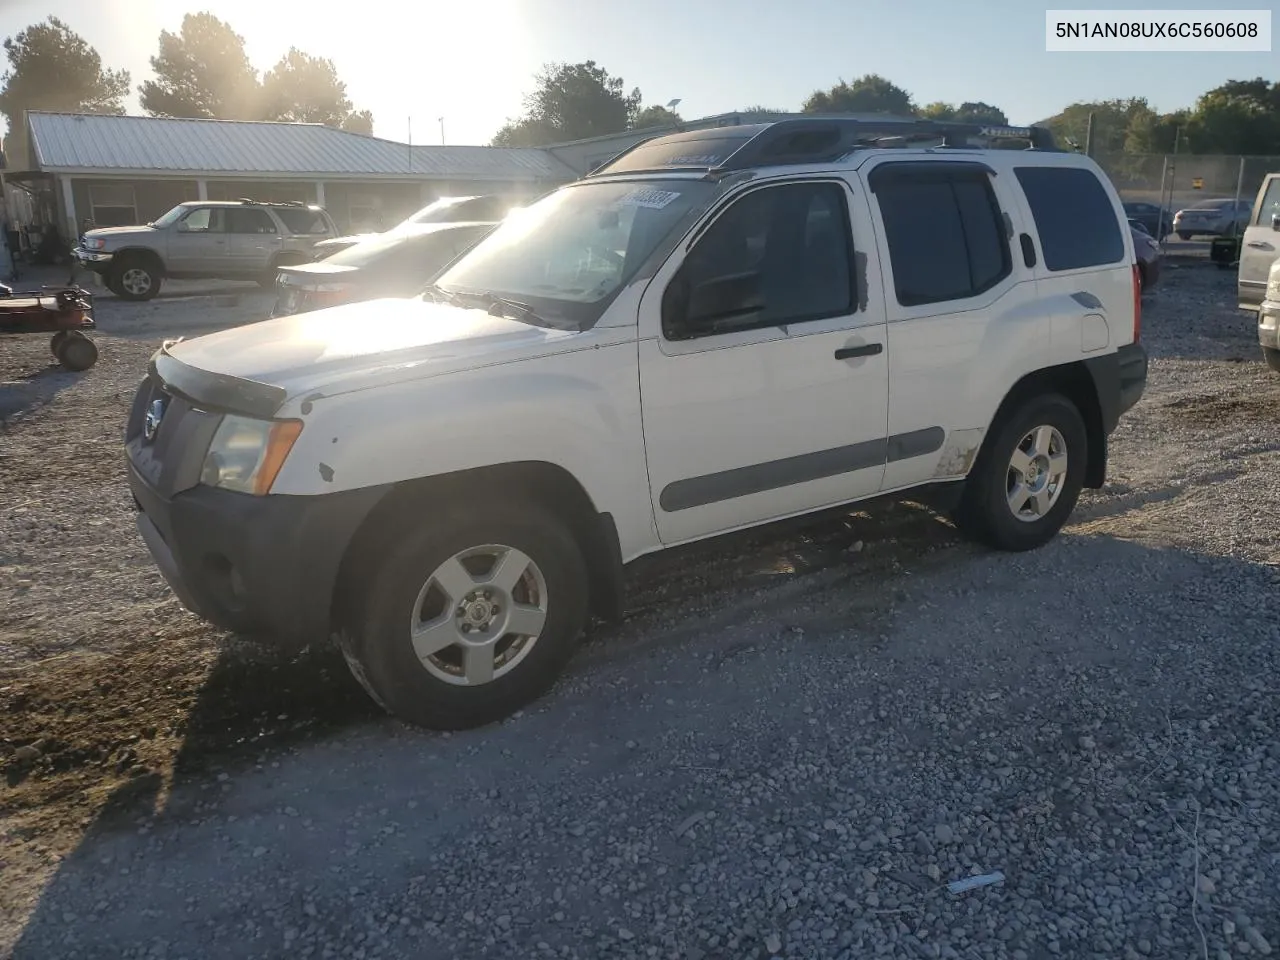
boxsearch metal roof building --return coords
[14,111,577,240]
[27,112,572,181]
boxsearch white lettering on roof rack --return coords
[664,155,721,166]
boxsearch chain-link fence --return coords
[1094,152,1280,240]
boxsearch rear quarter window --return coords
[1015,166,1125,271]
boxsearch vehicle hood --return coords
[164,297,591,401]
[84,225,155,240]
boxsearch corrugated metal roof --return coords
[28,112,575,181]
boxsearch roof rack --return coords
[586,117,1060,178]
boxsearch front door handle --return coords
[1246,241,1271,249]
[835,343,883,360]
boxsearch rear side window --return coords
[1255,177,1280,226]
[275,207,331,234]
[1015,166,1124,271]
[872,165,1011,307]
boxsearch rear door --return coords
[1239,175,1280,309]
[862,156,1047,489]
[224,207,283,275]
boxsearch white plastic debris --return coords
[947,871,1005,894]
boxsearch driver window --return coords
[181,207,223,233]
[664,181,855,341]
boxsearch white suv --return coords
[124,118,1148,729]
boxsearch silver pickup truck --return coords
[74,199,338,301]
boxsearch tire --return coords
[57,331,98,371]
[1177,231,1192,241]
[1263,347,1280,374]
[110,257,161,301]
[952,392,1087,552]
[49,331,69,357]
[336,500,589,730]
[260,254,303,288]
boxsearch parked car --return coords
[1123,201,1172,240]
[312,195,525,258]
[74,200,339,301]
[1237,171,1280,311]
[1131,223,1161,291]
[123,118,1147,730]
[1256,256,1280,372]
[272,221,495,317]
[1172,198,1252,240]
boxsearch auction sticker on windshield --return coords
[616,188,682,209]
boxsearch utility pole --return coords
[1084,111,1095,157]
[439,117,445,146]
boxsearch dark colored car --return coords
[1131,223,1161,291]
[1122,201,1172,241]
[272,221,494,317]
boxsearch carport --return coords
[20,112,577,240]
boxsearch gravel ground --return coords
[2,261,1279,959]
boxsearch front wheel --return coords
[1263,347,1280,374]
[110,259,161,301]
[953,393,1087,552]
[336,502,589,730]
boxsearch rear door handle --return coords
[1246,241,1271,249]
[835,343,883,360]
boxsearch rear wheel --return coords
[1177,231,1193,241]
[1263,347,1280,374]
[336,500,589,730]
[260,254,304,288]
[953,393,1087,552]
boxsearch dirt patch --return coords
[1,629,380,837]
[1160,383,1280,426]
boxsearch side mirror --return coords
[175,220,190,233]
[664,269,765,339]
[1272,213,1279,231]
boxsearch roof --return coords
[27,112,576,182]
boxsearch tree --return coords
[1186,78,1280,155]
[631,104,682,129]
[920,101,955,120]
[491,61,641,146]
[0,16,129,169]
[138,12,259,120]
[802,74,915,116]
[736,105,791,117]
[341,109,374,136]
[260,48,371,129]
[1037,98,1153,156]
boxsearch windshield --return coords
[433,179,715,328]
[404,197,475,225]
[149,204,190,228]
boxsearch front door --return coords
[168,206,227,273]
[1239,175,1280,308]
[638,177,890,545]
[224,207,283,276]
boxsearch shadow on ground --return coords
[12,517,1280,958]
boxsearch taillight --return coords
[1131,263,1141,343]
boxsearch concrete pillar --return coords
[315,181,326,208]
[60,175,77,239]
[196,179,209,201]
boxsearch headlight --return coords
[200,415,303,495]
[83,237,106,250]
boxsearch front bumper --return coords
[127,460,388,650]
[1259,300,1280,351]
[73,247,113,271]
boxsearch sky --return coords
[0,0,1274,146]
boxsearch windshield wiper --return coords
[476,292,579,330]
[421,283,466,307]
